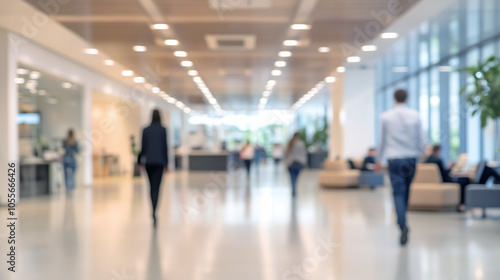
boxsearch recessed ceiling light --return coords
[267,80,277,86]
[318,47,330,53]
[181,61,193,67]
[152,87,160,93]
[133,45,147,52]
[381,32,398,39]
[14,78,25,84]
[283,40,299,46]
[174,51,188,57]
[275,61,287,67]
[29,71,40,79]
[188,70,198,76]
[16,68,29,75]
[208,98,217,104]
[362,45,377,52]
[164,39,179,46]
[151,23,169,30]
[167,97,176,103]
[271,70,282,76]
[183,108,191,113]
[263,91,271,97]
[347,56,361,63]
[176,101,186,109]
[193,76,203,83]
[122,70,134,76]
[291,24,310,30]
[133,77,145,83]
[260,98,267,104]
[62,82,72,89]
[25,80,37,88]
[104,59,115,66]
[279,51,292,57]
[337,67,346,73]
[325,76,336,83]
[84,48,99,55]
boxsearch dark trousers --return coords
[478,165,500,184]
[288,164,303,195]
[388,158,417,229]
[145,165,164,217]
[243,159,252,175]
[451,177,470,205]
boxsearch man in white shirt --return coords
[375,89,426,246]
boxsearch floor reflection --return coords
[4,164,500,280]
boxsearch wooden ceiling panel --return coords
[22,0,418,111]
[23,0,144,16]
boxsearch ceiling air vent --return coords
[208,0,272,9]
[206,35,256,51]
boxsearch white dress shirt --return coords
[377,104,427,161]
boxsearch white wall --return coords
[1,30,176,190]
[343,68,376,160]
[92,93,143,174]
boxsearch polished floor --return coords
[2,163,500,280]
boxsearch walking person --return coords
[375,89,426,246]
[272,143,284,169]
[284,133,307,197]
[138,109,169,228]
[63,129,79,196]
[240,141,255,177]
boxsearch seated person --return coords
[475,161,500,185]
[425,145,469,211]
[425,145,452,182]
[361,148,376,171]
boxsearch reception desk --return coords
[186,151,240,171]
[20,162,51,197]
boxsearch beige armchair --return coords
[409,164,460,211]
[319,159,360,188]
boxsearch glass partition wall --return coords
[375,0,500,163]
[17,64,83,196]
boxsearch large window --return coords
[418,72,430,138]
[374,0,500,163]
[429,68,440,143]
[449,58,461,160]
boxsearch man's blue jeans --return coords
[387,158,417,229]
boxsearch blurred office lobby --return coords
[1,0,500,279]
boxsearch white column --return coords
[342,68,376,159]
[329,76,344,160]
[0,30,19,205]
[81,86,93,186]
[181,113,189,170]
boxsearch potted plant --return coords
[459,55,500,159]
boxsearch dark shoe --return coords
[457,204,466,212]
[400,227,409,246]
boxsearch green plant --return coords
[312,115,328,151]
[298,127,310,149]
[459,56,500,127]
[459,55,500,159]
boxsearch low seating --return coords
[466,185,500,218]
[409,164,460,211]
[359,171,385,189]
[319,159,360,188]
